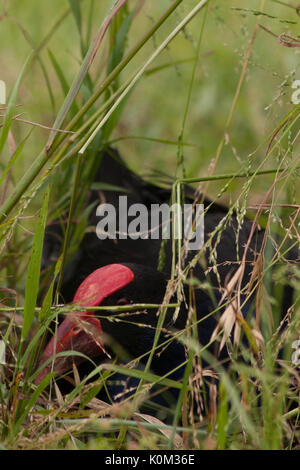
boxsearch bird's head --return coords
[34,263,167,385]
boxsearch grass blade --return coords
[14,21,56,112]
[79,0,210,154]
[48,49,79,115]
[21,185,50,340]
[13,373,55,435]
[46,0,129,150]
[68,0,82,35]
[0,129,33,188]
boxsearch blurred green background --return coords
[0,0,299,205]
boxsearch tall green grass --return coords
[0,0,300,450]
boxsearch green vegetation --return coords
[0,0,300,450]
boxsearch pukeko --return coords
[36,148,298,412]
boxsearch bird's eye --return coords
[116,297,130,306]
[72,326,82,336]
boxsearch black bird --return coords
[37,148,298,409]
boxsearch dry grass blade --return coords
[88,397,183,448]
[210,265,244,351]
[134,412,183,449]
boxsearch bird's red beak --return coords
[35,264,134,385]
